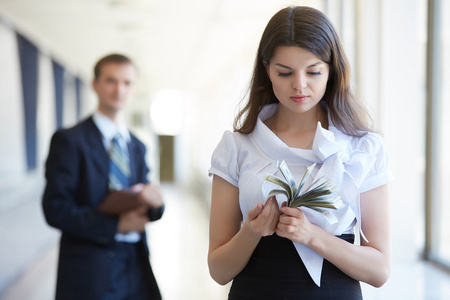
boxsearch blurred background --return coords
[0,0,449,299]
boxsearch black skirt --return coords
[228,234,362,300]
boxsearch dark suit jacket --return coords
[42,116,163,299]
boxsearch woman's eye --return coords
[278,72,292,77]
[308,71,322,75]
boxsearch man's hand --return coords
[131,183,164,208]
[117,205,149,233]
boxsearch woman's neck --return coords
[271,104,327,131]
[265,104,328,149]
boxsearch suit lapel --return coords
[85,117,109,176]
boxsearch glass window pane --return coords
[436,0,450,264]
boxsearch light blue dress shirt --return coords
[93,111,141,243]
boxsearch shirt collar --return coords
[92,111,131,143]
[251,104,350,163]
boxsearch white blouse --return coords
[209,104,394,286]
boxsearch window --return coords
[435,0,450,265]
[425,0,450,268]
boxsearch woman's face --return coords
[265,46,330,115]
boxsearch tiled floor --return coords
[1,184,450,300]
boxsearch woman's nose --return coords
[292,73,307,90]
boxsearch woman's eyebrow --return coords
[274,63,292,69]
[307,61,324,68]
[274,61,324,69]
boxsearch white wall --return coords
[0,21,26,184]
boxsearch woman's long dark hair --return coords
[234,6,371,137]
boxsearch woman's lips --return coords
[290,95,309,103]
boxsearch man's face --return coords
[93,62,137,115]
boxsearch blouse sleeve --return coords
[358,132,394,193]
[208,131,239,187]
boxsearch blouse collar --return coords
[251,104,351,163]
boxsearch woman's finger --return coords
[247,203,263,220]
[280,206,302,217]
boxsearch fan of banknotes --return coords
[264,160,344,224]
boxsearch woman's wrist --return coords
[304,224,326,251]
[242,217,265,242]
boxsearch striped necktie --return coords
[108,134,131,190]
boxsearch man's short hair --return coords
[93,54,134,79]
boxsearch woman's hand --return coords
[244,197,280,237]
[276,201,315,245]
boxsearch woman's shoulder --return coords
[354,131,384,150]
[211,130,258,168]
[215,130,252,149]
[350,131,386,153]
[210,130,251,186]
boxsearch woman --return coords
[208,6,393,300]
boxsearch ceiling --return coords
[0,0,322,103]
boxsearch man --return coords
[42,54,164,299]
